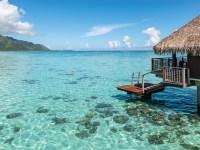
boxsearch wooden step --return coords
[117,85,143,95]
[117,83,166,96]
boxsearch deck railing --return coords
[151,58,172,72]
[139,67,190,94]
[151,57,187,72]
[163,67,190,88]
[131,57,190,94]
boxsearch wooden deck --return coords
[117,83,166,96]
[117,85,143,95]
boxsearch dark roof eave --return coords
[154,46,200,55]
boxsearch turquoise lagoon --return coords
[0,51,199,150]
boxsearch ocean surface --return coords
[0,51,199,150]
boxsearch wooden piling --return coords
[196,82,200,115]
[141,93,152,101]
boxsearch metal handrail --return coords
[131,72,140,85]
[141,70,162,93]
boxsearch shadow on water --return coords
[152,86,197,114]
[113,86,197,114]
[112,94,131,101]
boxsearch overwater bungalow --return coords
[117,15,200,114]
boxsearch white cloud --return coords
[107,41,121,48]
[107,35,133,49]
[0,0,34,35]
[85,42,89,48]
[143,27,160,46]
[85,24,132,37]
[123,35,132,48]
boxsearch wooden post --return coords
[172,53,177,67]
[182,68,186,88]
[187,68,190,85]
[142,75,145,94]
[163,67,166,82]
[196,81,200,115]
[141,93,152,101]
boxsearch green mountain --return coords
[0,35,49,51]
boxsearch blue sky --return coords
[1,0,200,50]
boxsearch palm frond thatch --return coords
[154,16,200,55]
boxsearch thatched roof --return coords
[154,15,200,55]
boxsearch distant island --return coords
[0,35,49,51]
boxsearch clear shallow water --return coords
[0,51,199,150]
